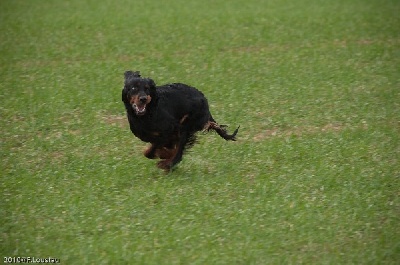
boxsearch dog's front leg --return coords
[157,131,188,171]
[144,143,159,159]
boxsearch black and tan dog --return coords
[122,71,239,171]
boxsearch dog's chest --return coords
[129,115,174,142]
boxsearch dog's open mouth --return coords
[132,103,147,115]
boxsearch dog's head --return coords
[122,71,156,116]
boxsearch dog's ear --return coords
[146,78,157,97]
[147,78,156,89]
[124,71,141,87]
[122,87,127,102]
[124,70,141,80]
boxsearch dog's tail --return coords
[205,116,239,141]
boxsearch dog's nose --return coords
[139,96,147,103]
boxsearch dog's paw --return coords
[157,160,172,171]
[144,149,156,159]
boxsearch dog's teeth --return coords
[132,103,146,114]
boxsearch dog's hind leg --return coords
[205,116,239,141]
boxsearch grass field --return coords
[1,0,399,264]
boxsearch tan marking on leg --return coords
[155,147,177,160]
[180,114,189,124]
[144,144,157,159]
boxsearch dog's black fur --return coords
[122,71,239,171]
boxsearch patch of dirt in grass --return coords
[253,123,348,141]
[50,151,65,163]
[101,114,127,128]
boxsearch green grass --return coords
[1,0,399,264]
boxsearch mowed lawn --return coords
[1,0,399,264]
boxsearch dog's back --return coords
[155,83,211,131]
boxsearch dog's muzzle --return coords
[130,94,151,116]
